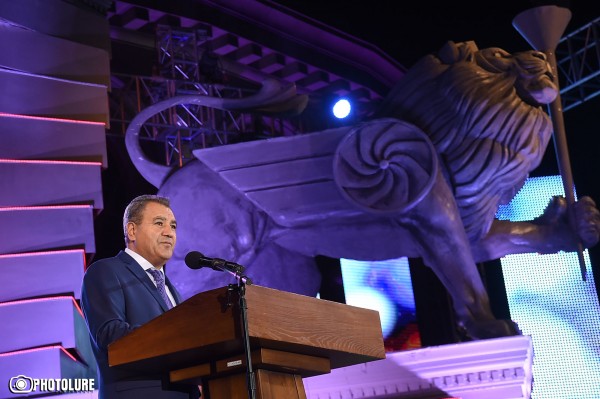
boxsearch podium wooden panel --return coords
[108,285,385,398]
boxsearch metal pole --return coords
[545,49,587,280]
[513,5,587,280]
[237,282,257,399]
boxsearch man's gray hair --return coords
[123,194,171,244]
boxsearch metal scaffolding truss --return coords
[156,24,211,86]
[109,74,304,165]
[108,24,309,166]
[108,76,306,166]
[556,16,600,111]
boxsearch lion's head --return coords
[376,41,557,242]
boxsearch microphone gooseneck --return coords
[184,251,251,284]
[184,251,243,273]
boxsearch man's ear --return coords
[126,222,136,242]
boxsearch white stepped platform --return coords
[0,205,95,255]
[0,113,107,167]
[0,345,94,399]
[304,335,533,399]
[0,250,86,302]
[0,69,108,125]
[0,24,110,87]
[0,4,105,398]
[0,296,95,370]
[0,159,103,210]
[0,0,111,52]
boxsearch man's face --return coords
[127,202,177,268]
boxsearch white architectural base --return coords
[304,335,533,399]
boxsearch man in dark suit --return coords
[81,195,199,399]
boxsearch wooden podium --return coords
[108,285,385,399]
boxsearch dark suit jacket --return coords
[81,251,197,399]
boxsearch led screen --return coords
[340,257,420,351]
[340,174,600,397]
[498,175,600,398]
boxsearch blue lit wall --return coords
[497,175,600,398]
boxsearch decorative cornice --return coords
[304,335,533,399]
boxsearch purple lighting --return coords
[0,159,102,166]
[0,248,85,260]
[0,112,106,126]
[0,205,93,212]
[0,296,85,319]
[0,345,78,363]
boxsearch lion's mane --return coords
[377,42,554,241]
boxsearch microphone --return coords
[185,251,245,275]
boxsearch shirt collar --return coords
[125,248,163,274]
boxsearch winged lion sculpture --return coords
[125,41,600,340]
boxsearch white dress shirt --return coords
[125,248,177,307]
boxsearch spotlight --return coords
[332,98,352,119]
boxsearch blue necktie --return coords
[147,268,173,310]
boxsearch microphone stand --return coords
[227,269,255,399]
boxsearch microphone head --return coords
[185,251,206,269]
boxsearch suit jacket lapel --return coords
[165,276,182,305]
[117,251,171,312]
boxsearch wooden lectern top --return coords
[108,284,385,376]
